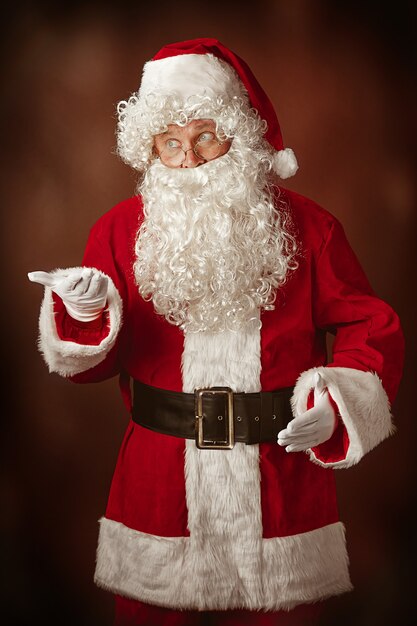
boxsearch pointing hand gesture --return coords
[277,372,337,452]
[28,268,108,322]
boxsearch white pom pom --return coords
[272,148,299,179]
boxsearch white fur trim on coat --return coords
[37,267,123,377]
[291,366,394,468]
[94,517,352,610]
[139,53,246,103]
[182,324,265,607]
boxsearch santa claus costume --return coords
[33,39,404,625]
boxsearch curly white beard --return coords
[134,145,297,333]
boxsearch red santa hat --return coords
[137,38,298,179]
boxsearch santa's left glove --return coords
[28,268,108,322]
[277,372,338,452]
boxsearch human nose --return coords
[181,147,204,168]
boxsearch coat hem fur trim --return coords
[94,517,352,611]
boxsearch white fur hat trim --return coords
[138,54,246,102]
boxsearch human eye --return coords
[166,139,182,150]
[197,131,216,143]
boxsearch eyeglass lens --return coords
[160,136,223,167]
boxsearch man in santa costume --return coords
[28,39,404,625]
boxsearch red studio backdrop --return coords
[0,2,415,625]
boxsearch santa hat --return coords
[134,38,298,179]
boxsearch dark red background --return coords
[1,1,416,624]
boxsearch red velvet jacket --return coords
[37,187,404,611]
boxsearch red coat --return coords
[37,187,404,611]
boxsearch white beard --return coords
[134,147,297,333]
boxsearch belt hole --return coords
[254,416,260,421]
[217,415,223,421]
[237,416,242,421]
[272,414,277,420]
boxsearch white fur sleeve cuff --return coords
[291,366,395,468]
[38,267,123,377]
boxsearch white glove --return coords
[278,372,338,452]
[28,268,108,322]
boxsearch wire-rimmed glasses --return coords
[156,131,229,167]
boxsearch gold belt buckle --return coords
[195,387,235,449]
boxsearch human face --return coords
[153,119,232,168]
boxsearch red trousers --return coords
[114,596,324,625]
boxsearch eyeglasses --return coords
[156,131,228,167]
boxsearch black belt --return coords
[132,379,294,449]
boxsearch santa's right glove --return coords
[28,268,108,322]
